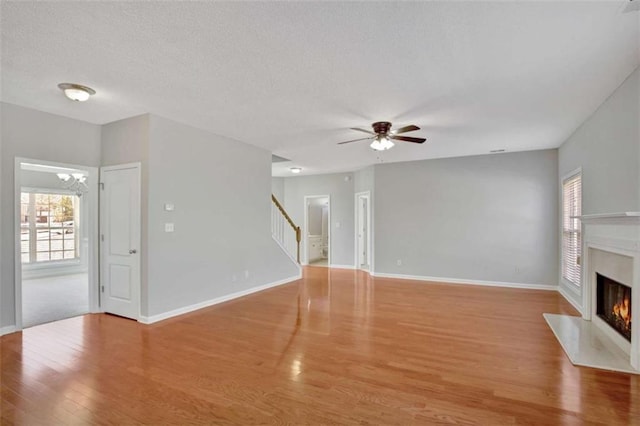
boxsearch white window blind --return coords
[562,173,582,286]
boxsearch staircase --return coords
[271,194,301,264]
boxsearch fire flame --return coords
[612,297,631,330]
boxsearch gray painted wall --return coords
[3,64,634,327]
[21,170,68,189]
[0,104,3,331]
[307,199,328,235]
[22,167,85,189]
[283,173,355,266]
[101,114,149,167]
[2,108,298,327]
[0,103,101,329]
[558,67,640,308]
[559,68,639,214]
[374,150,559,285]
[101,115,151,316]
[354,166,375,194]
[271,177,284,202]
[146,115,299,316]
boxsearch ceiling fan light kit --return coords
[338,121,426,151]
[370,135,394,151]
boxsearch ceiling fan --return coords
[338,121,426,151]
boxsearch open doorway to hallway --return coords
[16,160,99,329]
[304,195,330,267]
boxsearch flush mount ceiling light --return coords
[290,167,302,174]
[57,83,96,102]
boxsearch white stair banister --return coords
[271,194,301,264]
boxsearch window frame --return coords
[561,168,582,288]
[20,187,81,266]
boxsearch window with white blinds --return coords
[562,172,582,286]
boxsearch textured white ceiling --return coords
[1,1,638,176]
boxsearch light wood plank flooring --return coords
[1,267,638,425]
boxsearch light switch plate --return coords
[165,223,174,232]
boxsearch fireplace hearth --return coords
[596,273,632,341]
[550,211,640,373]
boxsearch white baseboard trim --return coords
[371,272,557,291]
[139,273,302,325]
[0,325,17,337]
[329,264,356,270]
[557,285,583,314]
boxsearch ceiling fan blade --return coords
[392,125,420,134]
[338,137,374,145]
[390,135,426,144]
[350,127,376,135]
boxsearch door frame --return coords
[99,162,142,320]
[303,195,331,266]
[14,157,100,331]
[354,191,372,271]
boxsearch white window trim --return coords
[20,189,81,266]
[560,167,582,289]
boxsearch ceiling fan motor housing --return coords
[372,121,392,134]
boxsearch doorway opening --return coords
[304,195,330,267]
[355,191,371,271]
[15,159,99,329]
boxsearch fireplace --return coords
[570,212,640,373]
[596,273,632,341]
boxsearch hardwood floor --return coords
[1,267,638,425]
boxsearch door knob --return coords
[129,249,137,254]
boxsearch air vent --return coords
[490,149,506,153]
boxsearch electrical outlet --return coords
[232,274,237,283]
[165,223,174,233]
[244,270,249,279]
[397,259,402,266]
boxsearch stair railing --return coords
[271,194,301,263]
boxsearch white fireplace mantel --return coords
[580,216,640,372]
[546,211,640,374]
[574,212,640,225]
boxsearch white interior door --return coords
[100,164,141,320]
[357,197,366,267]
[356,193,370,270]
